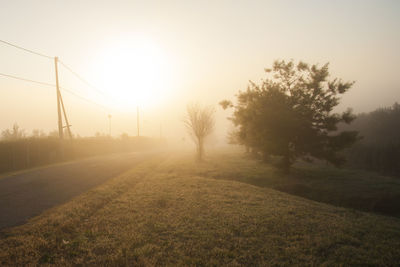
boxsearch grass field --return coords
[1,151,400,265]
[191,150,400,217]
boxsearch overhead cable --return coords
[60,87,109,111]
[0,39,53,59]
[58,60,107,96]
[0,72,54,87]
[0,72,109,111]
[0,40,110,111]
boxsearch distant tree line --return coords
[341,103,400,176]
[0,124,165,174]
[1,123,64,141]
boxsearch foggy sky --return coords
[0,0,399,143]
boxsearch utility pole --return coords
[108,114,112,136]
[137,106,140,137]
[59,92,73,139]
[54,57,63,139]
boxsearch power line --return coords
[58,59,107,97]
[0,40,110,101]
[0,72,55,87]
[0,71,109,111]
[0,39,53,59]
[58,60,119,108]
[60,86,110,111]
[0,40,110,113]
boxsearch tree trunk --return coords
[197,138,204,161]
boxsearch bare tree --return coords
[1,123,26,141]
[184,103,215,161]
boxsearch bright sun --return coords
[92,38,173,110]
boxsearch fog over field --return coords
[1,1,400,265]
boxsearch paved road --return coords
[0,152,153,229]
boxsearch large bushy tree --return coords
[220,60,359,170]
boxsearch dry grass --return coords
[1,151,400,265]
[187,150,400,217]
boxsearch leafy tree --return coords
[184,103,215,161]
[221,60,359,170]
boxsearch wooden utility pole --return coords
[54,57,63,139]
[59,92,73,139]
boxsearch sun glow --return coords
[92,38,174,110]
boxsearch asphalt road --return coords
[0,152,153,229]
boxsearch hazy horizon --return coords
[1,0,399,141]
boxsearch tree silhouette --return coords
[184,103,215,161]
[1,124,26,141]
[341,102,400,176]
[221,60,359,171]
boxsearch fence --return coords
[0,136,164,174]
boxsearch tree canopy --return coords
[221,60,359,170]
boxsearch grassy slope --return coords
[1,152,400,265]
[194,150,400,217]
